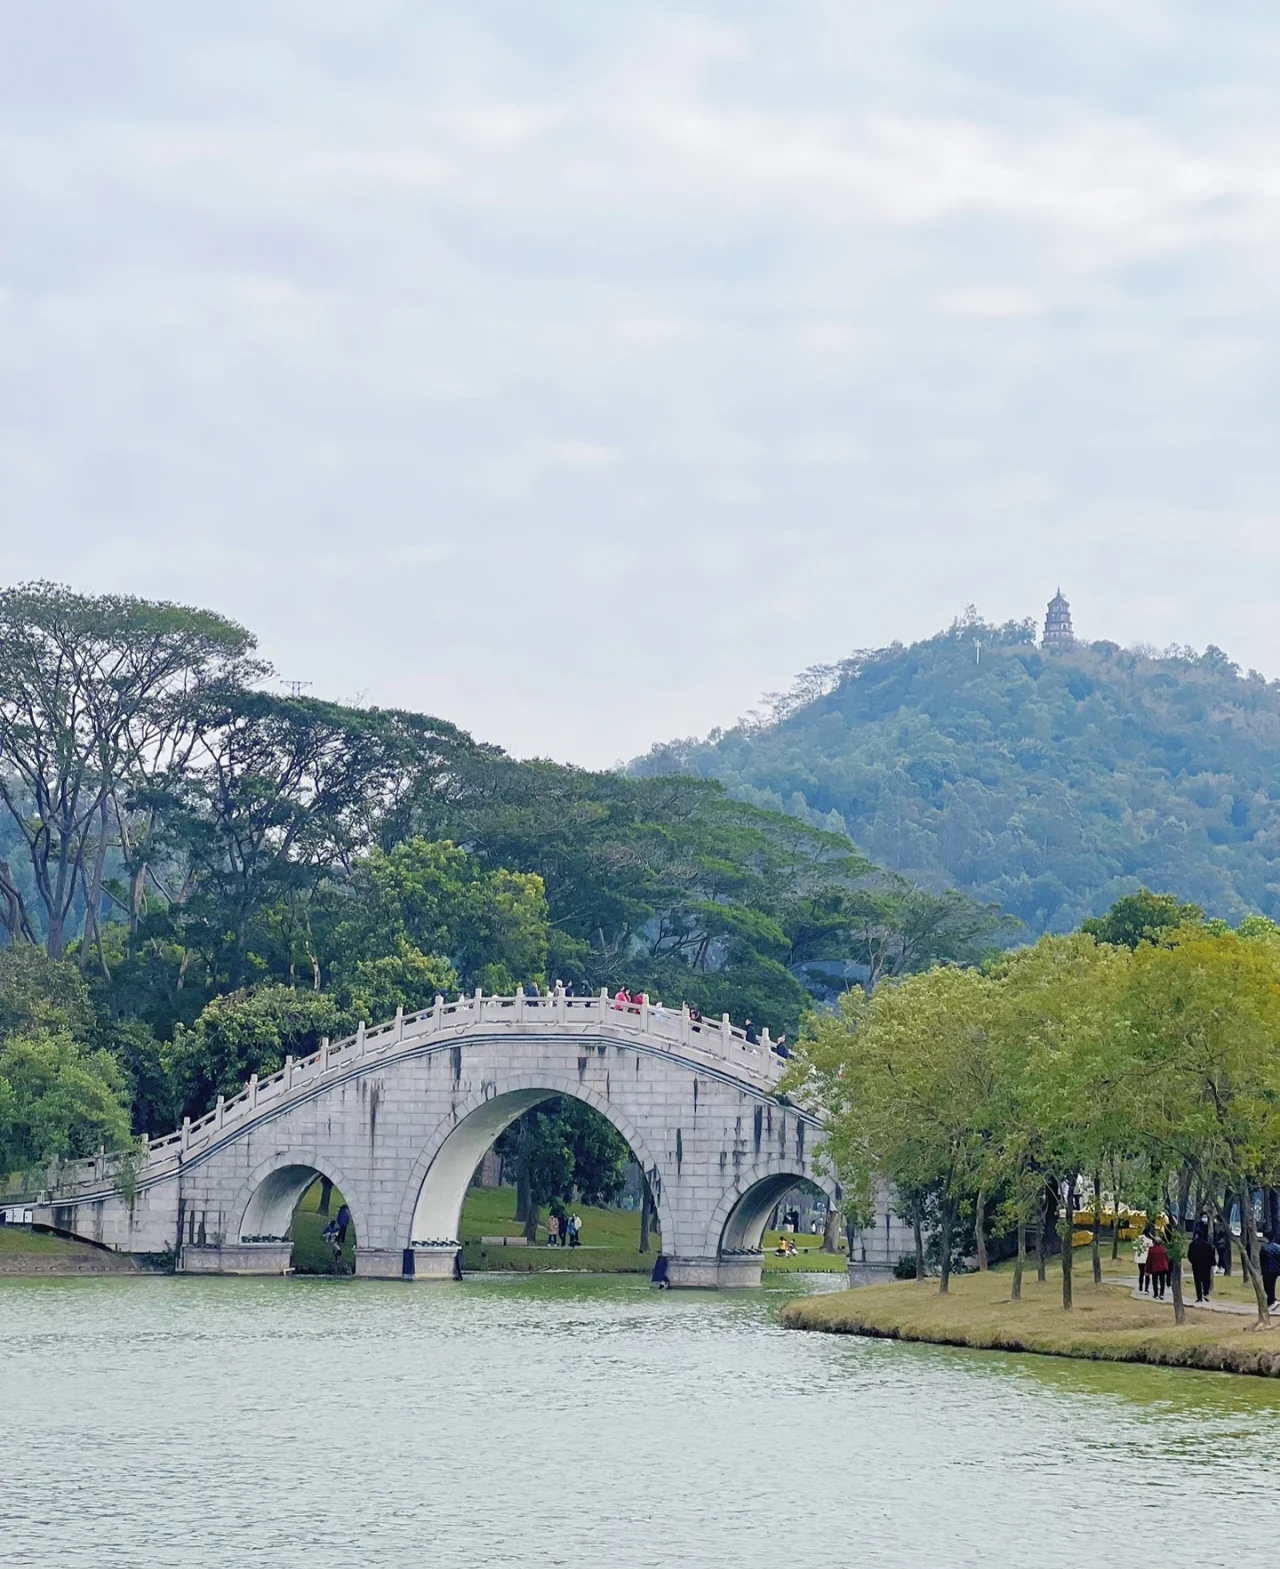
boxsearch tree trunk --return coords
[912,1202,925,1282]
[938,1197,955,1295]
[974,1187,988,1272]
[1223,1183,1237,1275]
[1061,1173,1076,1311]
[1169,1244,1187,1325]
[1091,1169,1103,1286]
[639,1184,651,1254]
[1012,1218,1026,1301]
[821,1204,840,1255]
[1037,1179,1052,1283]
[524,1200,540,1244]
[1236,1180,1272,1327]
[319,1177,332,1216]
[79,799,111,976]
[1110,1157,1120,1260]
[515,1116,532,1229]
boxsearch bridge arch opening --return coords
[403,1085,673,1264]
[236,1159,360,1274]
[718,1173,837,1260]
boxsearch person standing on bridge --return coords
[614,986,631,1010]
[744,1019,758,1044]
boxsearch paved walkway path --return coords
[1107,1274,1260,1316]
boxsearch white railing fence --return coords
[42,988,789,1201]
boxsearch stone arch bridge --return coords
[34,990,831,1288]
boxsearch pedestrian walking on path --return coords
[1261,1234,1280,1311]
[1133,1231,1152,1293]
[1146,1238,1170,1300]
[1188,1230,1215,1303]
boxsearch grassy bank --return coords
[780,1254,1280,1378]
[0,1226,142,1275]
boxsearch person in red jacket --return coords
[1146,1238,1171,1299]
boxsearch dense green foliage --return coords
[0,948,131,1177]
[796,902,1280,1321]
[634,612,1280,937]
[0,582,999,1167]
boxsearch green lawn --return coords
[760,1229,848,1272]
[459,1185,652,1273]
[292,1179,357,1274]
[0,1225,77,1256]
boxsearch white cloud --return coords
[1,1,1278,763]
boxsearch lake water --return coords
[3,1272,1278,1569]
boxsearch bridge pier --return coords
[179,1242,292,1274]
[666,1253,763,1290]
[354,1248,407,1279]
[407,1245,462,1280]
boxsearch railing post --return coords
[355,1021,366,1058]
[181,1116,191,1155]
[320,1036,330,1072]
[515,988,525,1023]
[215,1095,225,1131]
[249,1074,258,1110]
[761,1027,771,1051]
[721,1013,731,1048]
[433,994,444,1030]
[680,1003,690,1047]
[639,993,650,1031]
[284,1054,294,1091]
[474,986,484,1024]
[394,1004,404,1043]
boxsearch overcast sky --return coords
[2,2,1278,764]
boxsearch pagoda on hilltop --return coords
[1042,589,1075,650]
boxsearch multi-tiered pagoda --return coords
[1042,589,1075,650]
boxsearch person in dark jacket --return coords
[336,1203,352,1247]
[1187,1231,1215,1302]
[1146,1238,1170,1299]
[1213,1222,1231,1273]
[1260,1234,1280,1311]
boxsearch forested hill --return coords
[631,614,1280,937]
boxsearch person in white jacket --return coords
[1133,1231,1152,1293]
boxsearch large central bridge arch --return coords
[396,1074,677,1265]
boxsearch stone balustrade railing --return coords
[40,988,789,1203]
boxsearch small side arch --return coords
[395,1073,676,1249]
[707,1160,838,1258]
[230,1148,370,1245]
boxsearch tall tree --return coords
[0,582,256,960]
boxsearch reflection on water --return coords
[2,1272,1277,1569]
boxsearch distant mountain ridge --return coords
[631,610,1280,937]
